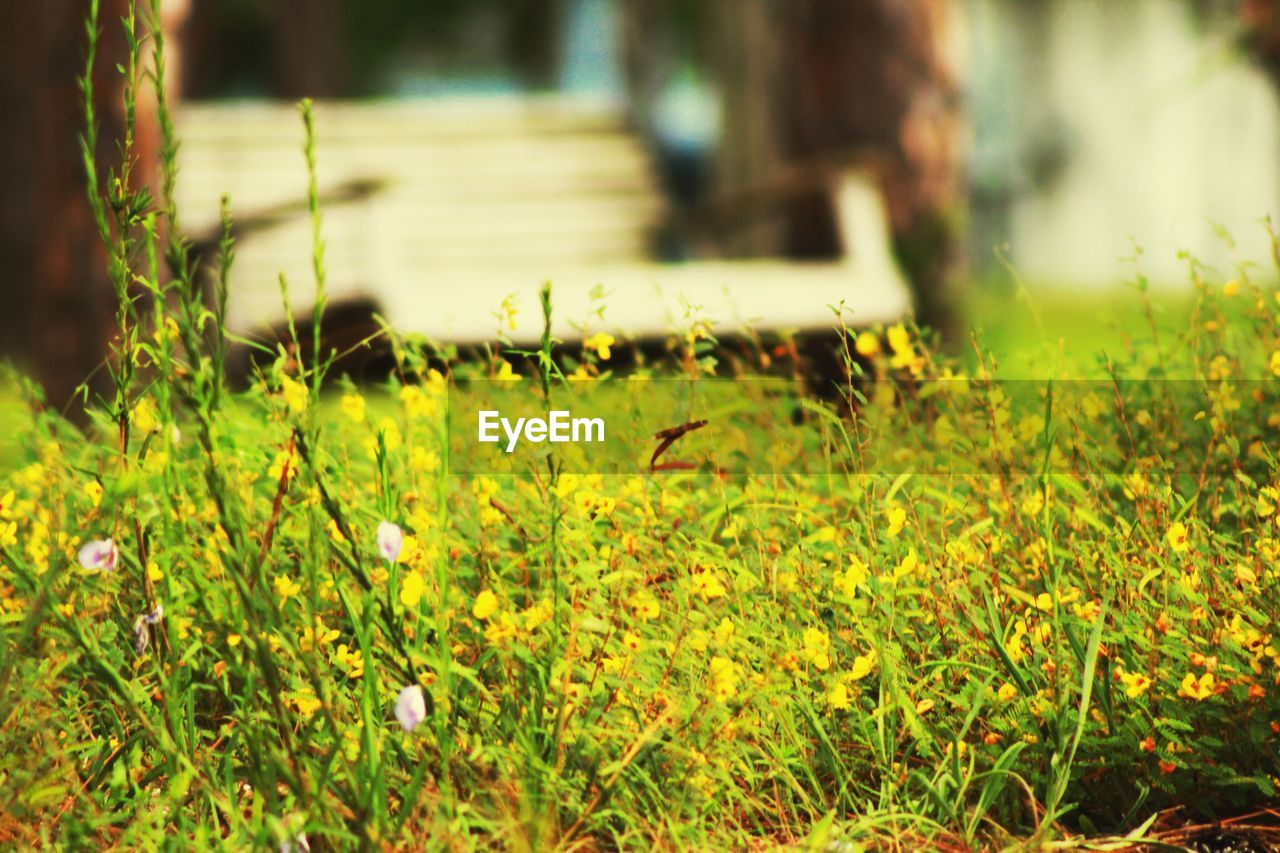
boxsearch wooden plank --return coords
[173,101,910,344]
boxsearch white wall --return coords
[969,0,1280,287]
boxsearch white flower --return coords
[395,684,426,732]
[280,833,310,853]
[78,538,118,572]
[376,521,403,563]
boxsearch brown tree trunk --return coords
[704,0,966,340]
[1242,0,1280,90]
[273,0,347,98]
[783,0,965,340]
[0,1,134,412]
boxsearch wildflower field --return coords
[4,5,1280,850]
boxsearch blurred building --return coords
[968,0,1280,287]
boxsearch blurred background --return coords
[3,0,1280,406]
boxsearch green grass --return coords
[3,273,1280,848]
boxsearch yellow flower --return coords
[997,683,1018,702]
[84,480,103,508]
[279,375,309,415]
[299,618,339,651]
[885,505,907,538]
[411,447,441,474]
[378,418,402,452]
[887,324,912,354]
[499,293,519,331]
[293,693,322,717]
[1177,671,1215,701]
[274,574,301,603]
[485,611,519,646]
[473,476,500,501]
[1271,350,1280,378]
[341,393,366,423]
[521,599,554,631]
[887,324,925,375]
[708,656,739,701]
[854,331,880,358]
[397,535,419,565]
[892,548,919,581]
[915,698,936,715]
[0,520,17,549]
[630,591,660,621]
[334,644,365,678]
[714,617,735,647]
[828,682,851,710]
[473,589,499,620]
[849,651,877,681]
[1119,670,1153,698]
[132,398,159,434]
[802,628,832,671]
[834,558,868,598]
[1166,522,1190,554]
[268,447,298,482]
[1124,471,1150,500]
[1224,278,1240,297]
[494,360,520,382]
[399,385,437,419]
[400,571,426,608]
[584,332,616,361]
[693,572,728,601]
[1256,486,1280,518]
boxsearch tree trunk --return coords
[1242,0,1280,90]
[706,0,966,340]
[786,0,965,339]
[273,0,347,98]
[0,1,135,412]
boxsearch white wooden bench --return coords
[174,96,910,347]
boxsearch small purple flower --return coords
[133,603,163,655]
[78,538,118,572]
[376,521,403,563]
[395,684,426,732]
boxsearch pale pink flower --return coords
[376,521,403,563]
[395,684,426,732]
[78,538,118,572]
